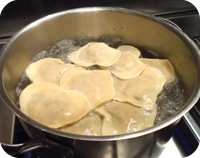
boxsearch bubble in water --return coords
[155,77,185,124]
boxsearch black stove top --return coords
[0,0,200,158]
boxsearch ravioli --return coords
[96,101,157,136]
[101,51,145,79]
[113,67,166,110]
[60,70,115,110]
[68,42,121,67]
[19,82,90,128]
[60,113,102,136]
[139,58,176,83]
[117,45,141,58]
[19,39,178,136]
[26,58,84,85]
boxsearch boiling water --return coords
[16,36,185,125]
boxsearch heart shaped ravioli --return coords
[19,82,90,128]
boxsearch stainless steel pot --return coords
[0,7,200,158]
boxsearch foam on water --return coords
[16,37,185,125]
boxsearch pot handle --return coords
[1,138,74,157]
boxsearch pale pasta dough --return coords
[19,82,90,128]
[113,67,166,110]
[101,51,145,79]
[117,45,141,58]
[26,58,84,85]
[139,58,176,83]
[19,41,177,136]
[96,101,157,136]
[60,113,102,136]
[68,42,121,67]
[60,70,115,110]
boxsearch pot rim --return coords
[0,7,200,141]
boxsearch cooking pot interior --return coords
[0,8,199,136]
